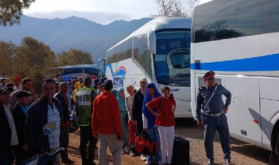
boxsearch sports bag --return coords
[129,131,158,156]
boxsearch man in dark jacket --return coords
[132,78,147,160]
[12,90,33,165]
[0,86,18,165]
[54,82,74,164]
[25,79,63,164]
[132,78,147,135]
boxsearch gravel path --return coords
[65,119,271,165]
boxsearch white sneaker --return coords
[141,154,147,161]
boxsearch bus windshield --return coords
[154,30,191,86]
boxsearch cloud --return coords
[24,10,133,25]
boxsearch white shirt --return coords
[3,105,18,146]
[47,103,60,149]
[14,85,21,91]
[125,96,134,121]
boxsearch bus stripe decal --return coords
[190,53,279,71]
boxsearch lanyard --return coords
[203,85,218,112]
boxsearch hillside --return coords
[0,15,152,62]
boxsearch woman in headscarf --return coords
[142,83,162,165]
[111,89,117,97]
[117,87,129,154]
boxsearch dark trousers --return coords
[203,114,231,160]
[80,126,98,165]
[0,149,14,165]
[13,145,29,165]
[60,125,70,160]
[136,119,143,135]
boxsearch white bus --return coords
[191,0,279,156]
[105,17,192,118]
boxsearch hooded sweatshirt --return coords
[142,83,161,129]
[117,88,126,112]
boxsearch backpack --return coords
[129,131,158,156]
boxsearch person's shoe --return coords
[141,154,147,161]
[207,159,214,165]
[62,158,75,164]
[130,151,136,157]
[145,161,151,165]
[123,147,129,154]
[224,158,232,165]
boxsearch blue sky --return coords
[23,0,190,24]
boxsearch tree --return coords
[0,41,17,77]
[0,0,35,26]
[57,49,94,66]
[154,0,187,17]
[13,37,57,92]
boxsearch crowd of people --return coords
[0,70,233,165]
[0,76,177,165]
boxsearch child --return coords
[125,85,136,157]
[146,86,176,165]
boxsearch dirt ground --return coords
[65,119,271,165]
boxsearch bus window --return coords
[155,30,191,86]
[84,68,100,77]
[63,68,83,74]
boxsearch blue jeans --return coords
[147,127,161,163]
[203,114,231,160]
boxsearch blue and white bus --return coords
[57,64,101,82]
[105,17,192,118]
[191,0,279,156]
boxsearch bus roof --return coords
[107,17,191,52]
[57,64,99,69]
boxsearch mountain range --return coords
[0,15,152,62]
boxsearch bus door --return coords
[226,76,262,146]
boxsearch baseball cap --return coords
[13,77,21,82]
[0,86,13,94]
[16,90,33,98]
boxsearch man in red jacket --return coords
[92,80,123,165]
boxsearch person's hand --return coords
[197,121,203,128]
[133,121,137,126]
[93,132,98,138]
[154,113,159,118]
[224,106,228,113]
[142,128,148,132]
[22,144,28,150]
